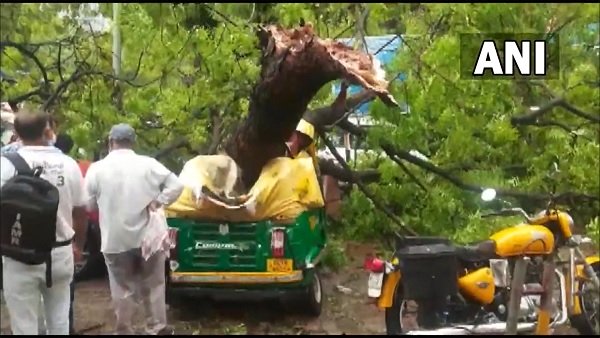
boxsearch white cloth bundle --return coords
[141,208,170,261]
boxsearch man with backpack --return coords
[0,110,87,335]
[1,109,62,335]
[1,111,58,155]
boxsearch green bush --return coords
[321,237,348,272]
[586,217,599,246]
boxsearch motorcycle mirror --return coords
[481,188,497,202]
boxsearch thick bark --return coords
[150,87,374,162]
[224,23,398,189]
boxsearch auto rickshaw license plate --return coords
[267,258,293,272]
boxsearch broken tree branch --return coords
[389,155,429,192]
[380,144,599,205]
[318,129,417,236]
[336,119,598,206]
[337,118,366,136]
[558,100,600,123]
[510,98,564,125]
[511,96,600,127]
[318,158,381,184]
[303,87,377,129]
[533,120,594,141]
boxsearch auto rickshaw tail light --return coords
[271,229,285,258]
[168,227,179,260]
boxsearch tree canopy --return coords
[1,3,598,244]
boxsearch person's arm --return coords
[72,206,87,263]
[68,160,88,256]
[0,156,16,188]
[84,163,99,212]
[149,159,184,207]
[1,142,21,156]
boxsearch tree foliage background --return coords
[1,3,598,248]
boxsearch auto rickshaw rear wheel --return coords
[281,268,323,317]
[301,269,323,317]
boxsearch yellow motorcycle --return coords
[365,188,599,335]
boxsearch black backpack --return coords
[0,152,64,287]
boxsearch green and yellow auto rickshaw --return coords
[164,119,327,316]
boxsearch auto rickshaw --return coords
[164,119,328,316]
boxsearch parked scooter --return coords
[365,183,599,335]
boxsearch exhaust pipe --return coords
[405,322,536,335]
[554,269,568,326]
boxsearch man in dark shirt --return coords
[53,133,77,335]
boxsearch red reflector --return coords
[168,227,178,259]
[271,229,285,258]
[363,255,385,273]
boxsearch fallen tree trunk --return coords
[224,23,398,189]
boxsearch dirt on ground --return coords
[0,242,589,335]
[0,243,385,335]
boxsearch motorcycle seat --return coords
[456,239,497,262]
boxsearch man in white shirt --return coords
[1,110,66,335]
[1,111,87,335]
[85,123,183,335]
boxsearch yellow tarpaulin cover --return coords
[166,120,324,222]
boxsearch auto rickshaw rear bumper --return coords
[169,270,304,284]
[167,270,312,302]
[167,285,307,302]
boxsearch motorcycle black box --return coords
[396,239,458,302]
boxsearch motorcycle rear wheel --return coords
[569,262,600,335]
[384,283,418,335]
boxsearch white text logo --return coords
[473,40,547,76]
